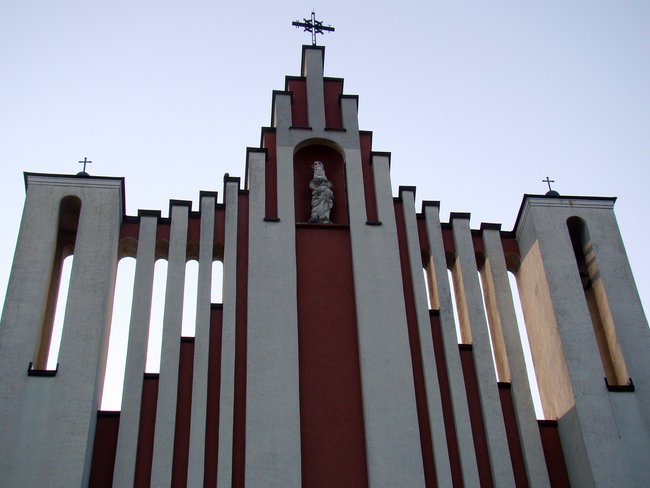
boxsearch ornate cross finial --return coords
[78,157,92,175]
[292,11,335,46]
[542,176,555,192]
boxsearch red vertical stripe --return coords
[296,226,368,487]
[89,412,120,488]
[203,305,223,486]
[134,374,159,488]
[286,78,308,127]
[498,384,530,487]
[360,133,379,223]
[394,200,437,487]
[171,339,194,487]
[324,79,343,129]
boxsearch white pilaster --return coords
[187,194,216,487]
[400,189,452,487]
[303,47,325,130]
[216,178,240,488]
[246,149,302,487]
[482,226,551,488]
[423,204,481,486]
[150,203,190,487]
[347,153,425,486]
[112,213,158,487]
[451,215,516,487]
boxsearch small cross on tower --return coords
[292,11,335,46]
[542,176,555,192]
[78,157,92,176]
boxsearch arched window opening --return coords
[567,217,629,386]
[211,260,224,303]
[100,257,136,411]
[32,195,81,371]
[422,256,439,310]
[447,268,464,343]
[508,271,544,418]
[146,259,168,373]
[181,260,199,337]
[44,255,74,370]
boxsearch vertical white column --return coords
[112,213,158,487]
[400,190,452,486]
[246,149,302,487]
[482,226,551,488]
[423,204,481,486]
[187,194,216,487]
[347,152,425,487]
[451,215,516,487]
[150,203,190,487]
[303,46,325,130]
[216,178,239,488]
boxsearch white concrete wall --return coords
[150,202,190,487]
[515,196,650,487]
[400,189,452,486]
[482,226,551,488]
[0,174,122,487]
[451,215,516,487]
[112,213,158,487]
[216,178,240,488]
[187,194,216,487]
[423,204,481,486]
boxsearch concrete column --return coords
[347,153,425,486]
[423,203,481,486]
[302,46,325,130]
[150,202,190,487]
[216,178,240,488]
[0,175,122,487]
[246,149,302,487]
[187,194,216,487]
[272,91,292,129]
[482,225,551,488]
[400,189,452,486]
[451,215,516,487]
[112,213,158,487]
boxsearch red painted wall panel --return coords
[296,226,368,487]
[459,345,495,488]
[134,375,159,488]
[171,339,194,487]
[538,421,570,487]
[204,305,223,486]
[262,130,278,220]
[232,193,249,488]
[394,200,438,487]
[89,412,120,488]
[286,78,309,127]
[360,132,379,223]
[430,313,465,487]
[324,78,343,129]
[498,384,530,488]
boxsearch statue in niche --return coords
[308,161,334,223]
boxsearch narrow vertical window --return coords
[447,268,464,343]
[478,271,500,381]
[32,195,81,372]
[211,260,224,303]
[181,260,199,337]
[146,259,168,373]
[567,217,629,386]
[100,257,136,410]
[508,271,544,418]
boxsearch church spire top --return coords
[292,11,335,46]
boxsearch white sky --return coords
[1,2,649,408]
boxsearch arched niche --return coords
[294,143,347,225]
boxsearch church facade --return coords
[1,45,649,487]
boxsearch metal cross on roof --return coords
[78,157,92,174]
[292,11,335,46]
[542,176,555,192]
